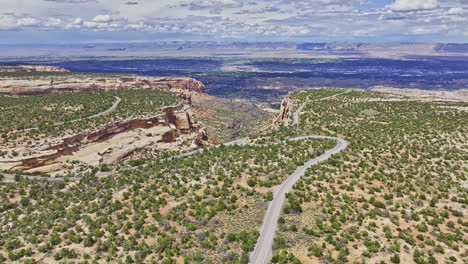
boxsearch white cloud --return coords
[83,21,99,28]
[44,0,97,3]
[44,17,62,27]
[181,0,242,10]
[17,17,41,27]
[410,24,448,34]
[124,22,152,30]
[446,7,466,15]
[0,14,17,30]
[0,0,467,42]
[72,18,83,25]
[387,0,439,12]
[91,14,113,22]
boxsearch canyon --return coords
[0,74,210,175]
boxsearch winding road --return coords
[249,136,347,264]
[0,92,348,264]
[249,91,348,264]
[59,96,122,125]
[22,96,121,131]
[293,91,348,125]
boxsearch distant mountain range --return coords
[0,42,467,59]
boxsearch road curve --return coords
[0,136,249,182]
[52,96,122,126]
[250,91,349,264]
[293,91,348,125]
[21,96,121,132]
[1,92,348,264]
[249,136,347,264]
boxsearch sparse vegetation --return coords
[0,129,332,262]
[1,87,466,263]
[0,88,182,146]
[270,88,467,264]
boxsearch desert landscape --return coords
[1,0,467,263]
[0,62,466,264]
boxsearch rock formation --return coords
[0,103,206,173]
[0,75,205,99]
[274,98,292,124]
[0,64,69,73]
[0,69,211,174]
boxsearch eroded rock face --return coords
[195,128,208,146]
[0,104,207,173]
[0,76,206,98]
[0,69,209,174]
[275,98,291,124]
[163,78,205,94]
[0,65,69,73]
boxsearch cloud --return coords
[17,17,41,27]
[386,0,440,12]
[446,7,466,15]
[71,18,83,24]
[281,0,366,9]
[43,17,62,27]
[1,0,467,43]
[0,14,17,30]
[181,0,243,10]
[411,24,448,34]
[91,14,113,22]
[235,6,282,15]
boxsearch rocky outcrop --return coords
[0,76,206,99]
[0,69,209,173]
[0,104,207,172]
[274,98,292,124]
[195,128,208,146]
[0,64,69,73]
[165,106,199,134]
[162,78,205,94]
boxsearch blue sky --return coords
[0,0,467,43]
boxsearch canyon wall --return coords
[0,69,210,174]
[0,104,207,173]
[0,75,206,97]
[0,64,69,73]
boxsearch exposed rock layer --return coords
[0,104,205,172]
[0,65,69,73]
[0,72,209,173]
[274,98,292,124]
[0,76,205,97]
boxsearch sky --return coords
[0,0,467,44]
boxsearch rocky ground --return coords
[0,68,271,175]
[0,72,210,175]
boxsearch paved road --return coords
[293,91,348,125]
[0,137,248,182]
[250,92,349,264]
[21,96,121,132]
[0,91,348,264]
[52,96,122,126]
[249,136,347,264]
